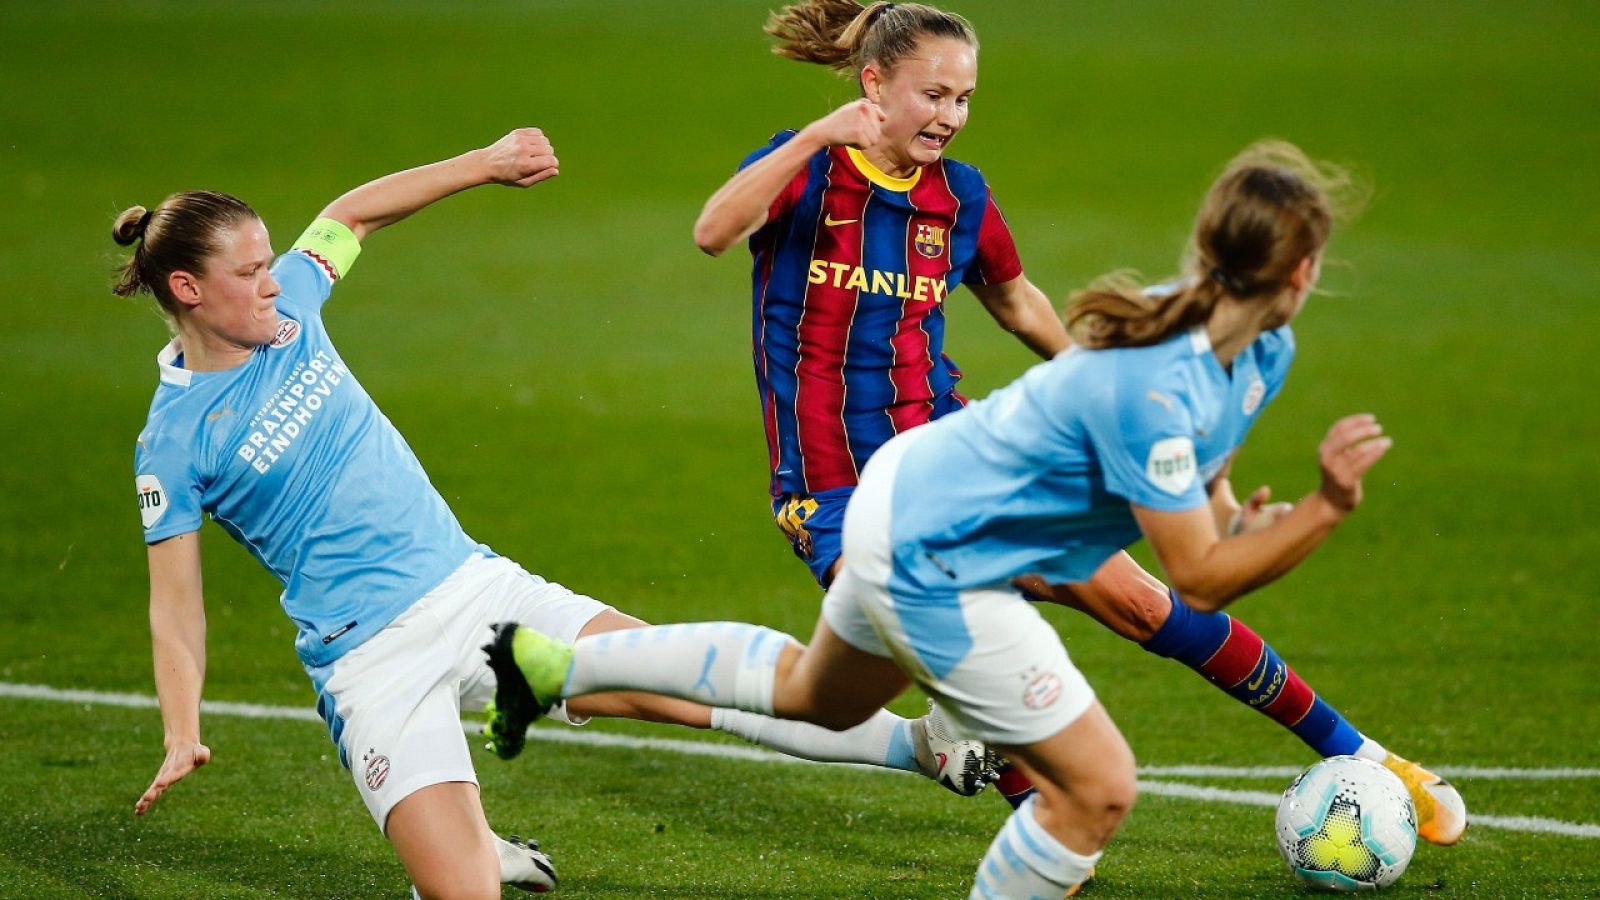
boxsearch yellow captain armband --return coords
[291,217,362,280]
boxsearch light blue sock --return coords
[567,622,792,715]
[710,708,918,772]
[970,795,1099,899]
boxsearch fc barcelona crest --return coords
[914,224,946,259]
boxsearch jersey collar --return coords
[846,146,922,192]
[156,337,193,388]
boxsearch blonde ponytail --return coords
[765,0,976,76]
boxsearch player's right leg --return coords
[388,782,501,900]
[315,555,558,897]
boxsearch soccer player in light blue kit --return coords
[118,129,990,900]
[488,141,1399,898]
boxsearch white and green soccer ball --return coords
[1275,755,1418,891]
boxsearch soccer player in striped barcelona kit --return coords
[489,140,1397,897]
[690,0,1464,844]
[118,129,991,900]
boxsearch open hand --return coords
[135,740,211,816]
[1317,414,1392,513]
[483,128,560,188]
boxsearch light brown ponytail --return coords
[766,0,976,76]
[1067,141,1360,349]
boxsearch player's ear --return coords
[1286,254,1319,294]
[167,270,203,309]
[860,63,885,104]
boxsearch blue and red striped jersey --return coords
[742,130,1024,499]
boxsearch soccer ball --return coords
[1275,756,1418,891]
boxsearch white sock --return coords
[710,707,917,771]
[567,622,791,716]
[970,795,1100,900]
[1353,735,1389,762]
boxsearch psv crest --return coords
[269,318,300,348]
[913,223,946,259]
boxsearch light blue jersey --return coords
[886,325,1294,595]
[134,227,485,669]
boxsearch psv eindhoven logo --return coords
[913,223,946,259]
[269,318,301,348]
[1242,376,1266,416]
[1023,670,1063,710]
[364,751,390,791]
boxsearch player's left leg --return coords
[487,613,911,746]
[1025,551,1465,845]
[565,610,988,794]
[469,561,987,793]
[976,704,1136,899]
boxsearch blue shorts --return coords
[772,486,853,587]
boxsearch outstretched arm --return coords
[136,531,210,815]
[319,128,560,242]
[1134,413,1391,611]
[693,100,887,256]
[968,275,1071,360]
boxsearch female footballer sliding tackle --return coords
[116,129,993,899]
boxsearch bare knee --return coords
[1100,574,1172,642]
[1034,767,1137,848]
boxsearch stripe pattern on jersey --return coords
[745,135,1021,500]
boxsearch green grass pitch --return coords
[2,1,1597,896]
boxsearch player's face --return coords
[189,219,281,348]
[869,37,977,170]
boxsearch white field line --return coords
[1132,782,1600,839]
[1140,764,1600,780]
[7,682,1597,839]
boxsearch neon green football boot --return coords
[481,623,574,760]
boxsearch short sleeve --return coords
[135,429,204,543]
[1086,367,1209,512]
[737,130,809,225]
[271,218,362,316]
[963,189,1023,287]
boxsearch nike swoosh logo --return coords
[823,214,859,227]
[1246,662,1268,692]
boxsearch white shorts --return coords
[315,553,610,830]
[821,431,1096,747]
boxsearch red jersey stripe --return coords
[793,150,870,491]
[886,164,962,433]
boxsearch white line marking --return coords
[6,682,1596,838]
[1141,764,1600,780]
